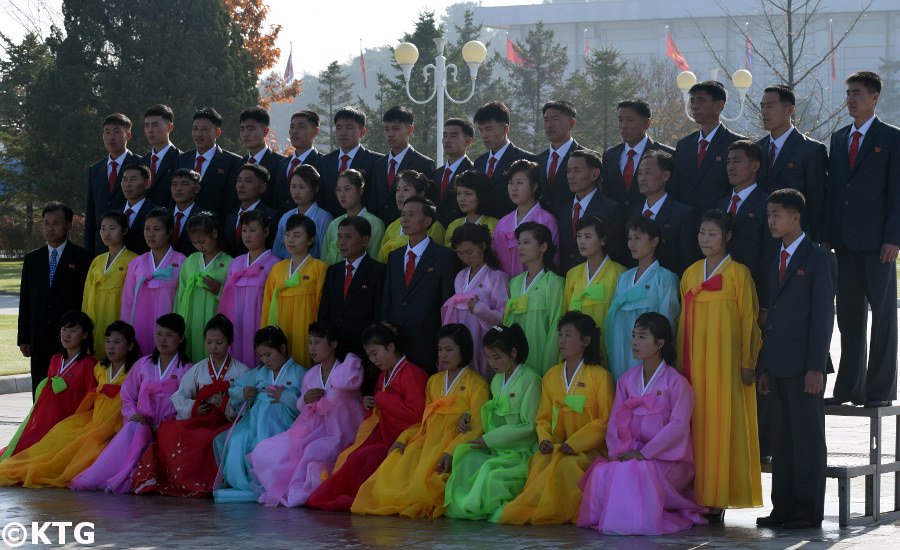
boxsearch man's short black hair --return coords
[444,118,475,138]
[767,188,806,215]
[728,140,763,164]
[42,202,73,222]
[334,106,366,127]
[382,105,415,125]
[193,107,223,127]
[542,100,577,119]
[846,71,882,94]
[616,98,652,119]
[689,80,727,103]
[144,104,174,123]
[239,106,270,126]
[763,85,796,106]
[473,101,511,126]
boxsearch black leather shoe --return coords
[705,508,725,523]
[760,455,773,464]
[864,400,892,408]
[756,515,783,527]
[781,519,821,529]
[824,397,850,406]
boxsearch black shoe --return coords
[824,397,850,406]
[781,519,821,529]
[756,515,783,527]
[864,400,892,408]
[760,455,773,464]
[705,508,725,523]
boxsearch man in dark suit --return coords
[472,101,537,218]
[433,118,475,226]
[223,164,279,257]
[672,81,746,214]
[317,106,383,217]
[176,107,242,217]
[823,71,900,408]
[84,113,141,257]
[630,149,698,274]
[120,165,157,255]
[141,104,181,208]
[556,149,626,271]
[169,168,203,257]
[275,110,323,211]
[382,196,456,373]
[318,216,386,395]
[757,189,836,529]
[368,106,435,224]
[757,85,828,242]
[602,98,675,213]
[237,106,287,208]
[18,203,91,395]
[537,100,583,214]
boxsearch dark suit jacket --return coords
[627,196,699,275]
[537,140,584,214]
[382,239,457,372]
[319,254,386,358]
[433,156,475,227]
[368,147,436,224]
[141,145,181,208]
[672,125,745,215]
[759,238,836,377]
[473,143,537,219]
[274,149,322,212]
[172,207,203,257]
[717,186,775,305]
[18,242,91,363]
[84,150,142,257]
[825,117,900,251]
[222,203,279,257]
[602,138,675,212]
[756,130,828,241]
[317,146,383,217]
[123,199,158,255]
[237,149,287,208]
[176,145,242,217]
[556,190,627,273]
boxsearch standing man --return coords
[223,164,279,257]
[276,110,322,211]
[671,81,746,214]
[176,107,242,217]
[756,85,828,242]
[169,168,202,257]
[141,104,181,208]
[120,164,157,255]
[237,106,287,207]
[433,118,475,226]
[19,203,91,395]
[824,71,900,408]
[602,98,674,212]
[537,100,583,214]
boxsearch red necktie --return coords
[487,156,497,178]
[643,208,653,218]
[194,156,205,174]
[623,149,637,190]
[768,142,777,169]
[387,159,397,190]
[108,161,118,192]
[440,167,452,199]
[728,194,740,215]
[547,151,560,188]
[288,157,300,179]
[343,263,354,298]
[572,202,582,238]
[778,249,790,282]
[339,154,350,174]
[404,251,416,287]
[248,156,257,164]
[848,131,862,170]
[124,207,134,219]
[150,154,159,186]
[172,212,185,245]
[696,139,709,169]
[235,211,246,241]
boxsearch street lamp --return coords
[394,37,488,166]
[676,69,753,122]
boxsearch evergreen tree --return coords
[309,61,354,151]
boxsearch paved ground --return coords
[0,293,19,315]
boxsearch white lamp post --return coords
[394,37,488,167]
[677,69,753,122]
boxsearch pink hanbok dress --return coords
[492,204,559,277]
[120,248,186,356]
[69,355,191,494]
[577,363,707,535]
[440,266,509,379]
[218,250,280,367]
[249,353,365,507]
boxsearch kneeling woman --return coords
[578,312,706,535]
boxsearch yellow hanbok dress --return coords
[443,216,499,247]
[564,258,626,367]
[675,256,762,509]
[261,255,326,367]
[81,248,138,359]
[351,367,489,518]
[497,362,614,525]
[0,363,128,487]
[377,218,446,263]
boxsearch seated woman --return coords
[578,312,706,535]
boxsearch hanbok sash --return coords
[681,274,723,382]
[552,362,587,433]
[191,379,232,418]
[219,262,265,313]
[607,277,651,319]
[267,259,309,325]
[570,283,607,311]
[130,266,175,323]
[99,384,122,399]
[410,393,464,440]
[448,292,476,310]
[176,270,213,313]
[136,377,180,418]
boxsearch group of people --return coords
[5,69,897,534]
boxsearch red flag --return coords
[829,22,836,81]
[666,30,690,71]
[745,32,752,70]
[283,44,294,82]
[506,36,525,66]
[360,41,368,89]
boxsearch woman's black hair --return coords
[285,213,317,242]
[59,310,95,357]
[450,223,501,270]
[634,312,677,366]
[152,313,190,364]
[254,325,290,357]
[435,323,474,368]
[453,170,491,216]
[360,321,406,354]
[482,324,529,364]
[185,212,224,250]
[144,207,174,234]
[558,310,602,366]
[337,168,365,190]
[100,210,129,232]
[308,320,347,362]
[700,208,734,237]
[204,313,234,344]
[626,216,662,259]
[240,209,272,236]
[574,215,609,254]
[515,221,557,273]
[101,321,142,372]
[397,169,435,203]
